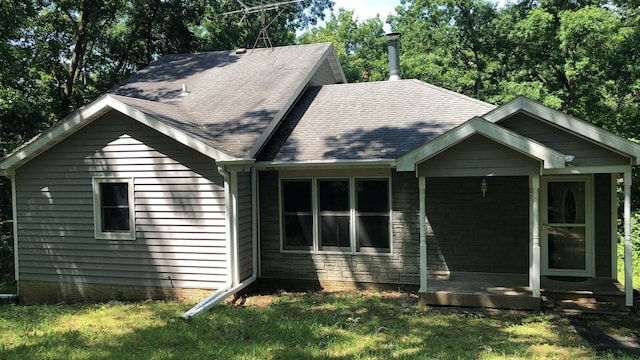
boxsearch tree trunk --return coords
[61,1,93,111]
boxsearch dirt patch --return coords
[570,315,640,357]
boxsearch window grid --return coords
[93,177,135,241]
[280,177,391,254]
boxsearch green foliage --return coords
[617,212,640,286]
[0,292,615,359]
[0,218,14,293]
[299,9,387,82]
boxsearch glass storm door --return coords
[542,177,593,277]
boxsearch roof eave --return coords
[0,94,114,172]
[0,95,235,172]
[254,159,396,170]
[484,96,640,162]
[396,116,566,172]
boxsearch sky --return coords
[329,0,510,24]
[309,0,510,34]
[332,0,400,22]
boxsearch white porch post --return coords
[624,170,633,306]
[529,175,540,297]
[419,176,427,293]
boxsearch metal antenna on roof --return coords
[222,0,303,49]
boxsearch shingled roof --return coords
[108,43,345,159]
[258,79,496,162]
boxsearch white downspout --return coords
[529,175,540,298]
[623,170,633,307]
[419,176,427,293]
[251,167,259,282]
[10,174,18,286]
[182,166,259,318]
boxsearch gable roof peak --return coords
[483,96,640,165]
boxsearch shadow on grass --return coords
[0,291,598,359]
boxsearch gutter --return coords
[254,159,396,170]
[181,166,259,318]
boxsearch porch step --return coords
[543,296,626,315]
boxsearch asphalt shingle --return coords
[109,43,338,158]
[259,80,496,162]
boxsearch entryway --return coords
[541,176,593,277]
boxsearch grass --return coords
[617,242,640,288]
[0,290,635,360]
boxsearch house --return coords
[1,39,638,317]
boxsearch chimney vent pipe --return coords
[385,32,402,81]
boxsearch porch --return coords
[419,272,626,312]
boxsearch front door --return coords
[541,176,593,277]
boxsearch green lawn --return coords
[0,290,635,360]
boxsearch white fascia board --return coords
[396,116,566,171]
[327,44,347,84]
[254,159,396,170]
[542,165,631,175]
[0,95,114,172]
[0,95,235,172]
[245,44,345,160]
[484,96,640,165]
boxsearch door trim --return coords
[541,175,594,277]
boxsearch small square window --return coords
[93,178,135,240]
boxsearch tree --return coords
[299,8,387,82]
[389,0,499,99]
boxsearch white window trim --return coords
[540,175,594,277]
[279,176,392,255]
[93,177,136,240]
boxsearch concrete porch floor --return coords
[419,272,626,311]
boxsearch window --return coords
[280,177,391,253]
[318,179,350,249]
[356,179,390,251]
[93,178,135,240]
[282,180,313,249]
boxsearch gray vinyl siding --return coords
[417,134,541,177]
[499,113,630,166]
[258,170,420,286]
[425,176,530,273]
[309,58,341,86]
[15,110,227,289]
[237,171,253,281]
[594,173,613,277]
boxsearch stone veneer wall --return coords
[258,171,420,287]
[18,280,212,304]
